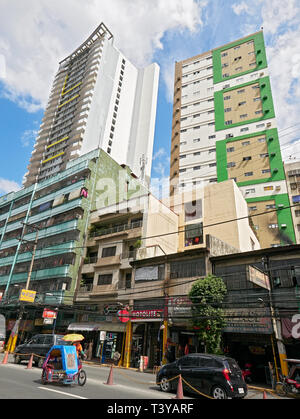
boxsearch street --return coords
[0,354,287,400]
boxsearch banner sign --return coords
[223,308,273,334]
[19,289,36,303]
[43,309,57,319]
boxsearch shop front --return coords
[222,307,276,384]
[67,321,132,364]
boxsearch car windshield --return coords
[56,336,70,345]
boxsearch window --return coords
[224,108,232,112]
[179,169,186,173]
[243,156,252,161]
[194,152,201,156]
[209,149,216,153]
[224,96,231,101]
[193,138,200,143]
[266,204,276,209]
[242,141,250,146]
[237,89,245,94]
[209,163,216,167]
[240,114,248,119]
[227,162,236,168]
[180,155,186,159]
[258,137,266,143]
[246,188,255,194]
[222,73,229,78]
[98,274,113,285]
[240,127,249,132]
[170,257,205,278]
[225,120,232,125]
[245,172,253,177]
[102,247,117,258]
[269,224,278,229]
[209,135,216,139]
[193,166,201,171]
[249,206,257,211]
[262,169,271,174]
[255,110,263,115]
[227,147,235,153]
[238,101,246,106]
[221,52,228,57]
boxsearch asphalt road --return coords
[0,354,289,401]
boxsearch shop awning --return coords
[68,322,138,332]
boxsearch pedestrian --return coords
[113,351,121,366]
[73,341,85,362]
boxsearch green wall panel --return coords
[213,31,267,84]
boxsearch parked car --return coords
[14,334,69,368]
[156,353,247,399]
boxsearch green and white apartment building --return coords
[0,149,151,317]
[170,31,296,249]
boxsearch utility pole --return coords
[262,257,288,378]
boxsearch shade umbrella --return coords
[63,334,84,342]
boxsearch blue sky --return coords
[0,0,300,196]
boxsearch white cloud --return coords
[0,178,21,195]
[0,0,204,112]
[232,2,251,15]
[21,129,38,148]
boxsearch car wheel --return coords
[212,386,228,399]
[160,376,171,393]
[14,355,21,364]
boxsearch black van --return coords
[156,353,247,399]
[14,334,68,368]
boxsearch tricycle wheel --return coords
[78,370,87,386]
[41,370,48,385]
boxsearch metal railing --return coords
[90,220,143,238]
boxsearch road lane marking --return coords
[38,387,87,399]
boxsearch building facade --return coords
[284,161,300,243]
[170,30,295,248]
[24,22,159,188]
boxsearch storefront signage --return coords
[223,308,273,334]
[117,310,130,323]
[168,297,192,318]
[103,304,122,315]
[42,309,57,319]
[131,310,163,322]
[248,266,270,290]
[19,289,36,303]
[43,318,54,325]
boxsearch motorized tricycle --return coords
[41,345,87,386]
[276,359,300,397]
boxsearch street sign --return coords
[19,289,36,303]
[117,309,130,323]
[42,309,57,319]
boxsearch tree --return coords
[188,274,227,354]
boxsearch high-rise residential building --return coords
[170,30,295,248]
[24,23,159,188]
[284,161,300,243]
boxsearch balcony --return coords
[94,255,121,268]
[90,220,143,239]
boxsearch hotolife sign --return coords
[131,310,163,322]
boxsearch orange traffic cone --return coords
[1,351,9,365]
[104,365,115,385]
[263,391,267,399]
[26,353,34,369]
[173,375,184,399]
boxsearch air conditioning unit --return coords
[277,204,284,209]
[281,224,287,228]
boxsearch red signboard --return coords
[117,310,130,323]
[42,309,57,319]
[131,310,163,322]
